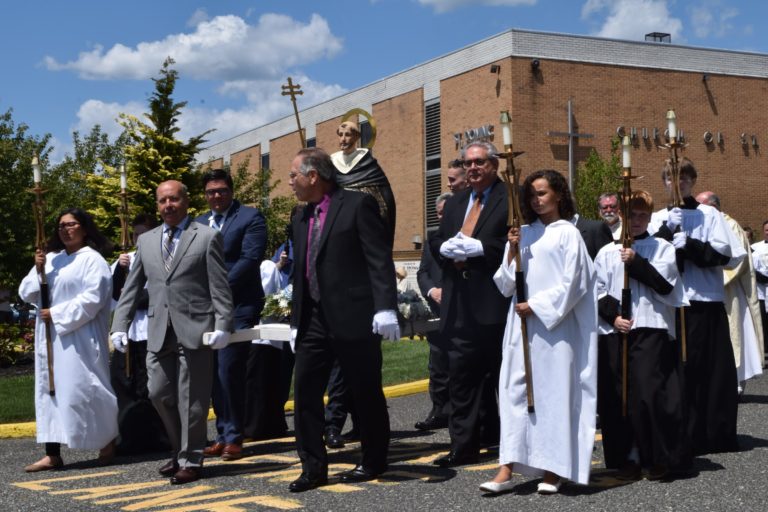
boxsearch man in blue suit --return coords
[196,169,267,460]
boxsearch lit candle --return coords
[499,110,512,146]
[31,156,41,184]
[120,165,127,190]
[622,136,631,168]
[666,109,677,140]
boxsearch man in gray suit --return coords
[111,180,233,485]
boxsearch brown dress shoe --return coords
[24,455,64,473]
[158,459,179,477]
[170,467,200,485]
[221,443,243,461]
[203,442,225,457]
[97,440,116,466]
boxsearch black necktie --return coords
[308,206,322,302]
[213,213,223,231]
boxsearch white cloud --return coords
[43,13,343,82]
[72,99,146,141]
[417,0,536,14]
[690,2,738,39]
[581,0,684,43]
[186,8,209,28]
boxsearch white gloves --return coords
[372,309,400,341]
[440,233,484,260]
[672,232,687,250]
[667,207,683,231]
[205,329,231,350]
[111,332,128,353]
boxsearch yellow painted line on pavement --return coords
[3,379,430,438]
[12,471,122,491]
[50,480,174,498]
[320,483,364,492]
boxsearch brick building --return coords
[198,28,768,258]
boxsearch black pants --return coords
[426,330,450,419]
[243,344,288,440]
[324,360,358,434]
[293,302,390,477]
[445,324,504,458]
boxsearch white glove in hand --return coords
[206,329,230,350]
[667,207,683,231]
[372,309,400,341]
[440,239,461,259]
[289,328,298,353]
[672,232,687,250]
[111,332,128,353]
[456,234,484,257]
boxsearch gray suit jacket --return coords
[112,219,233,352]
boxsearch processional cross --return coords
[281,77,306,148]
[546,99,594,191]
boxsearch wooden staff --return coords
[281,77,306,148]
[30,155,55,396]
[619,136,635,418]
[664,110,687,363]
[499,110,534,413]
[118,165,132,378]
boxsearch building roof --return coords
[198,27,768,164]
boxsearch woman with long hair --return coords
[19,208,118,471]
[481,170,598,494]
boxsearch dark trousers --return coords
[426,330,450,419]
[681,301,739,455]
[445,324,504,458]
[210,341,250,444]
[598,330,690,470]
[243,343,288,439]
[110,339,150,410]
[324,360,358,434]
[294,302,390,477]
[760,299,768,359]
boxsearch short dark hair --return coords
[131,213,158,229]
[297,147,337,183]
[202,169,234,190]
[661,157,698,181]
[47,208,112,255]
[521,169,575,224]
[448,159,464,170]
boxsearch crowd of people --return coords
[18,128,765,497]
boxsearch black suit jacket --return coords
[196,200,267,324]
[574,215,613,260]
[417,232,442,316]
[291,187,397,341]
[430,179,511,331]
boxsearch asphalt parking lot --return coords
[1,376,767,512]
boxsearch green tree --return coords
[0,109,51,289]
[109,57,213,221]
[574,136,623,220]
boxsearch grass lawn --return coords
[0,374,34,423]
[0,338,430,424]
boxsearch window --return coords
[424,101,441,230]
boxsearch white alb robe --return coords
[493,219,598,485]
[19,246,118,449]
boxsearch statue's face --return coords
[338,126,359,154]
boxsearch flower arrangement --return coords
[261,285,292,323]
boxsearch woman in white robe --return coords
[480,169,598,495]
[19,208,118,472]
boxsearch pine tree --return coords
[574,136,623,220]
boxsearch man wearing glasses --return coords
[196,169,267,461]
[598,192,623,241]
[430,141,510,467]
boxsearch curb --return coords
[0,379,430,440]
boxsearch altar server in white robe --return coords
[19,208,118,472]
[649,159,745,455]
[480,169,597,495]
[595,190,690,480]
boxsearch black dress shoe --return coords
[341,428,360,442]
[289,473,328,492]
[170,467,200,485]
[325,430,345,449]
[158,459,179,477]
[433,452,479,468]
[414,415,448,431]
[338,464,387,483]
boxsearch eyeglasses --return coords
[58,221,80,231]
[462,158,489,168]
[204,188,231,197]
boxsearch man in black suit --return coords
[574,214,613,260]
[287,148,399,492]
[430,141,510,467]
[415,192,453,431]
[195,170,267,460]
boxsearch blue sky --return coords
[3,0,767,162]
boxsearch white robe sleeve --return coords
[260,260,281,295]
[493,242,517,298]
[49,254,112,337]
[527,230,592,331]
[18,265,42,304]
